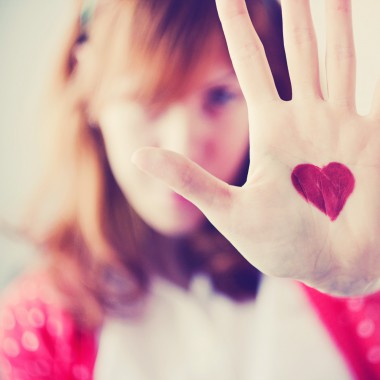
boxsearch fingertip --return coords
[131,147,161,172]
[131,147,145,165]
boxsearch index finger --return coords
[215,0,280,104]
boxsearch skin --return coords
[133,0,380,297]
[97,50,249,236]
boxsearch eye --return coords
[204,86,237,114]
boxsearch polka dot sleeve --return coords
[303,284,380,380]
[0,274,97,380]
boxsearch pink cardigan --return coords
[1,273,380,380]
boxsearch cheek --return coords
[102,132,147,205]
[98,102,149,148]
[97,103,152,189]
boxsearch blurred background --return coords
[0,0,379,293]
[0,0,70,290]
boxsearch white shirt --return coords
[94,276,352,379]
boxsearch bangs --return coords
[89,0,227,109]
[129,0,226,104]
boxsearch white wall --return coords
[0,0,70,288]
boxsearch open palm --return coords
[133,0,380,296]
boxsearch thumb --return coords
[131,147,232,214]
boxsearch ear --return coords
[69,0,98,72]
[69,31,90,74]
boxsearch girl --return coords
[1,0,380,379]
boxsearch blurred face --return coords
[96,50,249,236]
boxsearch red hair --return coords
[24,0,290,327]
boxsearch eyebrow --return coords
[199,70,239,92]
[109,69,239,101]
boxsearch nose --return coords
[155,103,205,161]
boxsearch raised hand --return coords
[132,0,380,296]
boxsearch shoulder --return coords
[301,283,380,379]
[0,271,98,380]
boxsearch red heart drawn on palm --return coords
[291,162,355,221]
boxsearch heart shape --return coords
[291,162,355,221]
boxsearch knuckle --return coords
[287,26,315,47]
[330,45,355,61]
[236,40,263,63]
[334,0,351,13]
[220,0,247,20]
